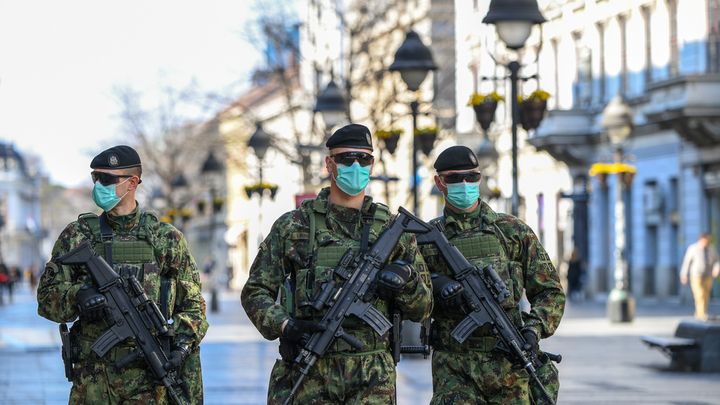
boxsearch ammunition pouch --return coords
[432,328,498,353]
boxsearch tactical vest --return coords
[74,212,174,361]
[426,215,525,351]
[282,201,391,330]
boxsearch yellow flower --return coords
[468,91,505,106]
[414,126,438,135]
[376,129,403,139]
[521,89,551,102]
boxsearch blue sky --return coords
[0,1,262,187]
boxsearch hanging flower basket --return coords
[414,127,438,156]
[376,129,403,155]
[519,90,550,131]
[473,102,498,130]
[244,183,279,201]
[468,92,504,131]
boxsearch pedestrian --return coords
[680,232,720,320]
[241,124,433,404]
[566,248,584,301]
[36,145,209,404]
[419,145,566,404]
[7,266,20,301]
[0,263,7,305]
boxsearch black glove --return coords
[374,261,412,301]
[283,319,326,346]
[431,274,464,310]
[521,327,539,357]
[164,344,190,371]
[76,284,108,321]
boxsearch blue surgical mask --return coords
[92,177,130,212]
[444,181,480,210]
[333,161,371,196]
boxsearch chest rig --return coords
[79,211,159,281]
[74,211,175,362]
[283,201,390,324]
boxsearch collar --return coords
[106,203,141,231]
[443,199,499,233]
[309,187,374,216]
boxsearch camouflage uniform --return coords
[37,206,209,405]
[241,188,432,404]
[420,201,565,405]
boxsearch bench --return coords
[641,320,720,372]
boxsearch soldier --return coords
[421,146,565,404]
[37,145,209,404]
[241,124,433,404]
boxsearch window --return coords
[574,31,592,108]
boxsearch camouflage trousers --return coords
[268,350,396,405]
[68,349,204,405]
[68,361,169,405]
[430,349,559,405]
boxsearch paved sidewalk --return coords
[2,284,720,404]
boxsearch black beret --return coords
[90,145,142,170]
[434,145,479,172]
[326,124,373,151]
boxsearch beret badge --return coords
[469,153,477,166]
[109,155,119,166]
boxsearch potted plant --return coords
[376,129,403,155]
[519,89,550,131]
[414,126,438,156]
[468,91,505,130]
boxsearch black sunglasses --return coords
[439,171,482,184]
[91,171,133,186]
[330,152,374,167]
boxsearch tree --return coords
[112,79,231,219]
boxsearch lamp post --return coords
[389,30,437,215]
[201,152,223,313]
[601,95,636,323]
[482,0,546,217]
[248,124,272,184]
[314,80,348,135]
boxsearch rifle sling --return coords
[99,212,114,266]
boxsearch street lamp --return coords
[389,30,437,215]
[201,152,223,313]
[601,95,636,323]
[314,80,348,134]
[482,0,546,217]
[248,124,272,184]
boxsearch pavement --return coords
[1,283,720,404]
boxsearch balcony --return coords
[527,109,602,166]
[644,74,720,147]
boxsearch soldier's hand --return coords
[374,261,413,301]
[76,284,108,321]
[431,274,464,310]
[521,327,540,357]
[283,319,326,346]
[164,344,190,371]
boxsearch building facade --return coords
[519,0,720,301]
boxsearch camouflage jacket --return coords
[420,200,565,340]
[37,205,209,349]
[241,187,433,342]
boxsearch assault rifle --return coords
[57,240,186,405]
[283,208,433,405]
[410,207,562,405]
